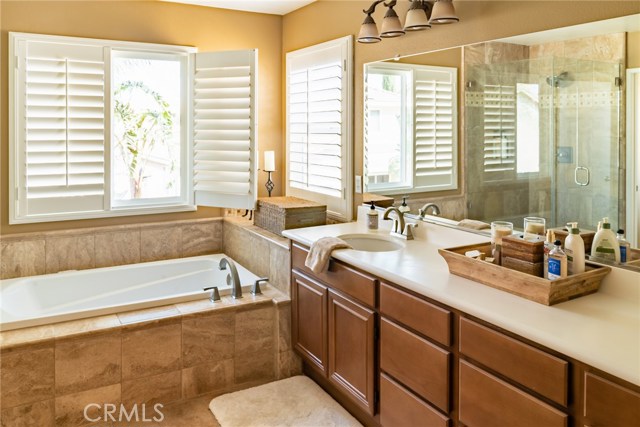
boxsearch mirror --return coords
[363,14,640,269]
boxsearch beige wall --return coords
[629,31,640,68]
[283,0,640,212]
[0,0,283,235]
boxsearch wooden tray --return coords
[438,243,611,306]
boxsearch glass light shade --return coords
[380,7,405,38]
[404,6,431,31]
[429,0,459,24]
[358,15,381,43]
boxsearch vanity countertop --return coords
[283,209,640,387]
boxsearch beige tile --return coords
[54,384,120,427]
[0,399,54,427]
[0,239,46,279]
[117,305,181,328]
[141,227,182,262]
[0,325,54,353]
[276,303,292,353]
[175,297,237,316]
[182,221,222,257]
[269,243,290,295]
[0,346,54,408]
[182,310,235,368]
[182,359,234,399]
[159,394,221,427]
[45,234,94,274]
[122,322,181,380]
[122,370,182,406]
[234,305,274,354]
[55,333,121,395]
[277,351,303,380]
[95,230,140,268]
[52,315,121,340]
[234,351,275,385]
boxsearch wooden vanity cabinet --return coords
[292,271,328,374]
[583,372,640,427]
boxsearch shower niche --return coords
[464,39,624,232]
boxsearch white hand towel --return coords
[458,219,491,231]
[305,237,352,274]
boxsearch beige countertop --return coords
[283,207,640,387]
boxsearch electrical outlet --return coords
[355,175,362,194]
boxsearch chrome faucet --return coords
[219,257,242,299]
[419,203,441,218]
[383,207,417,240]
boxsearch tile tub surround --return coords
[0,218,223,280]
[0,287,301,427]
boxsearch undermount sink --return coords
[337,234,404,252]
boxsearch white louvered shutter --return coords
[483,84,516,173]
[193,50,257,210]
[286,36,352,220]
[15,39,106,217]
[413,67,458,190]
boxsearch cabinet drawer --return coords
[584,372,640,426]
[459,317,568,406]
[380,373,449,427]
[459,360,567,427]
[292,243,376,307]
[380,318,450,412]
[380,282,451,346]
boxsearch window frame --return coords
[9,32,198,224]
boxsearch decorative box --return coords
[254,196,326,236]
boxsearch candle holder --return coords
[264,170,275,197]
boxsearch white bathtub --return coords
[0,254,260,331]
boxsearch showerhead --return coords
[546,71,571,88]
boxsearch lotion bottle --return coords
[564,223,585,275]
[548,240,568,280]
[543,230,555,279]
[367,202,379,230]
[617,229,631,263]
[590,217,620,262]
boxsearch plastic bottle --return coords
[548,240,568,280]
[398,196,411,213]
[543,230,555,279]
[367,202,378,230]
[590,217,620,262]
[617,229,631,264]
[565,223,585,275]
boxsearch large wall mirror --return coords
[363,14,640,262]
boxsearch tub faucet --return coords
[219,257,242,299]
[419,203,441,218]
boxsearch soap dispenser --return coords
[591,217,620,262]
[367,202,379,230]
[564,223,585,275]
[399,196,410,214]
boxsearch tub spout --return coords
[219,257,242,299]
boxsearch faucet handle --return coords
[403,223,418,240]
[251,278,269,295]
[203,286,221,302]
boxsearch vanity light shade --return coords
[358,14,382,43]
[380,5,405,38]
[429,0,459,25]
[404,1,431,31]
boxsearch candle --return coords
[264,151,275,172]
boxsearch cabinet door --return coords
[292,271,328,374]
[328,289,376,416]
[584,372,640,427]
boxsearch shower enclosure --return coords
[465,56,623,232]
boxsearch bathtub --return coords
[0,254,260,331]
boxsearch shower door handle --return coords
[574,166,590,186]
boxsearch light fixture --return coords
[404,0,431,31]
[429,0,459,24]
[357,0,385,43]
[380,0,405,38]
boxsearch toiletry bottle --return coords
[565,223,585,275]
[543,230,555,279]
[367,202,379,230]
[617,229,631,263]
[399,196,410,214]
[590,217,621,262]
[548,240,568,280]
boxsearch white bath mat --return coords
[209,375,363,427]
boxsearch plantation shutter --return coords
[15,39,106,216]
[286,36,352,220]
[413,67,458,191]
[483,84,516,173]
[193,50,257,210]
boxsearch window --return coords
[483,84,516,176]
[516,83,540,174]
[364,63,458,194]
[286,36,353,221]
[9,33,257,223]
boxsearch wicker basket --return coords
[254,197,326,236]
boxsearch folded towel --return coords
[458,219,491,231]
[305,237,352,274]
